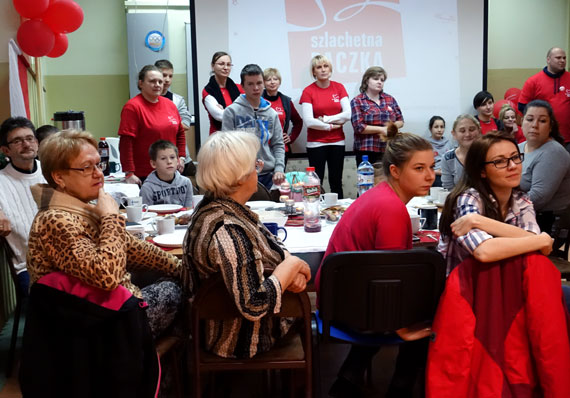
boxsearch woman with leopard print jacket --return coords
[27,130,182,338]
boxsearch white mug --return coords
[126,204,148,223]
[410,214,426,234]
[122,196,143,208]
[153,216,175,235]
[438,190,450,204]
[192,194,204,209]
[320,192,338,207]
[126,225,145,240]
[429,187,443,200]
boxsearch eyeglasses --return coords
[6,135,36,146]
[255,159,264,173]
[67,162,105,176]
[215,62,233,68]
[484,153,524,169]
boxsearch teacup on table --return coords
[126,204,148,223]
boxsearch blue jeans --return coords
[257,173,274,190]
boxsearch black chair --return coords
[0,237,27,377]
[248,181,274,202]
[314,249,446,390]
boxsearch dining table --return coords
[139,196,441,284]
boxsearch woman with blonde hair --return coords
[499,103,524,143]
[299,54,350,198]
[440,114,481,190]
[182,130,310,359]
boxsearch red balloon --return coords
[47,33,68,58]
[504,87,521,103]
[493,99,515,119]
[13,0,49,19]
[41,0,84,34]
[17,19,55,57]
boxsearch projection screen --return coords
[194,0,485,155]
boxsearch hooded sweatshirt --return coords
[140,170,193,207]
[221,94,285,174]
[426,136,453,170]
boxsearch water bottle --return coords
[303,167,321,233]
[98,137,110,176]
[357,155,374,196]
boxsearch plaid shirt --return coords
[350,92,403,152]
[438,188,540,274]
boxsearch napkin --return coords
[285,215,304,227]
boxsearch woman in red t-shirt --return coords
[201,51,243,135]
[473,90,504,135]
[300,55,350,198]
[118,65,186,185]
[498,103,525,143]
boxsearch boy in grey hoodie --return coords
[140,140,193,207]
[222,64,285,190]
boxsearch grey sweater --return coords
[519,140,570,212]
[440,149,464,190]
[221,95,285,174]
[140,170,193,207]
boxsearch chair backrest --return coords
[247,181,273,202]
[0,237,25,297]
[318,249,446,339]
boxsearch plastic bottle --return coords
[279,181,291,199]
[357,155,374,196]
[303,167,321,232]
[98,137,110,176]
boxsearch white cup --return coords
[126,224,145,240]
[153,216,175,235]
[320,192,338,207]
[126,204,148,223]
[410,214,426,234]
[122,196,143,208]
[192,195,204,209]
[429,187,443,200]
[438,190,450,204]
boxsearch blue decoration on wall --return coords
[145,30,165,52]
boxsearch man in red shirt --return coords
[519,47,570,151]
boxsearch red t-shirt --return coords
[268,95,286,128]
[315,182,412,298]
[519,70,570,142]
[299,81,348,144]
[118,94,185,178]
[202,84,244,135]
[479,118,499,135]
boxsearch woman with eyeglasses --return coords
[429,130,570,397]
[518,99,570,234]
[182,131,310,359]
[27,130,182,338]
[438,131,552,274]
[202,51,244,135]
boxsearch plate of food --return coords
[148,204,183,214]
[246,201,277,210]
[321,205,346,223]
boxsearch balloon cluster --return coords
[493,87,522,119]
[14,0,84,58]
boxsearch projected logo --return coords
[285,0,406,88]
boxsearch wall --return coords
[0,1,23,122]
[487,0,570,99]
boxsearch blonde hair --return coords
[310,54,333,79]
[197,131,260,198]
[452,114,481,133]
[39,129,98,188]
[498,103,516,122]
[263,68,282,83]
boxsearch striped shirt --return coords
[182,195,294,358]
[438,188,540,274]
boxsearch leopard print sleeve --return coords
[124,232,181,277]
[28,210,128,290]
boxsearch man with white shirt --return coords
[0,117,46,293]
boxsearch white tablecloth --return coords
[283,221,337,254]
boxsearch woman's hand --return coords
[287,274,307,293]
[282,132,291,144]
[125,174,141,186]
[93,188,119,217]
[451,214,481,237]
[273,172,286,185]
[538,232,554,256]
[272,255,311,291]
[178,157,185,173]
